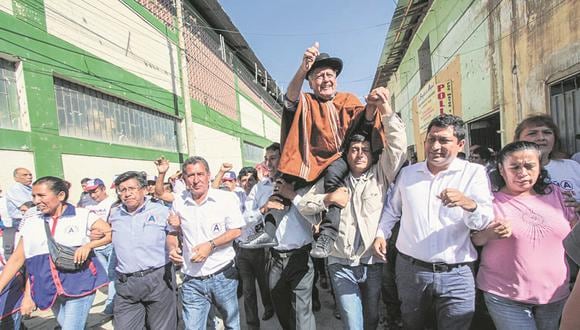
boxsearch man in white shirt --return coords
[5,168,33,260]
[241,143,316,330]
[163,156,244,330]
[84,178,117,315]
[373,114,494,330]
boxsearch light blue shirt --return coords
[6,183,32,224]
[109,197,170,273]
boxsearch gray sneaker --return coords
[240,231,278,249]
[310,234,334,259]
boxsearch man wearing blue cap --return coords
[84,178,117,315]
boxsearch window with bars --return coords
[54,78,178,152]
[550,74,580,154]
[242,141,264,165]
[0,58,24,130]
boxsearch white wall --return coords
[61,154,180,203]
[0,150,36,193]
[239,96,264,136]
[0,0,11,15]
[191,123,243,177]
[264,115,280,142]
[44,0,180,96]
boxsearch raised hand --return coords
[220,162,233,173]
[302,41,320,72]
[154,156,170,174]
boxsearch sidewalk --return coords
[21,279,349,329]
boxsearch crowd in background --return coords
[0,41,579,330]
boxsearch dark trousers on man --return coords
[238,247,274,329]
[113,263,177,330]
[396,254,475,330]
[269,245,315,330]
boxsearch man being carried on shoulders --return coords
[243,42,386,259]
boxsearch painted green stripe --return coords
[13,0,46,31]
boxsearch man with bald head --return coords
[5,167,33,259]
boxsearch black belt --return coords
[398,253,472,273]
[271,244,311,259]
[117,264,166,282]
[191,261,234,280]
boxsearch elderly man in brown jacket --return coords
[297,89,406,329]
[241,42,387,259]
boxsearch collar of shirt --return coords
[417,158,465,175]
[348,170,373,188]
[19,183,32,192]
[182,188,220,206]
[119,197,150,215]
[42,203,76,221]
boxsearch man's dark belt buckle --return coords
[432,263,449,273]
[118,266,158,282]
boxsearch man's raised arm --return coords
[153,157,174,202]
[285,42,319,103]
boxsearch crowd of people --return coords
[0,43,579,330]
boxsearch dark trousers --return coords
[3,220,20,260]
[269,246,315,330]
[381,222,402,323]
[113,264,177,330]
[238,248,274,329]
[319,158,349,240]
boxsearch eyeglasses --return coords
[116,186,141,195]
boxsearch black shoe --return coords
[320,276,329,289]
[333,308,341,319]
[312,299,321,312]
[261,309,274,321]
[239,231,278,249]
[310,234,334,259]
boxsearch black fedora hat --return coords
[305,53,343,80]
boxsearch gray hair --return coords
[182,156,210,174]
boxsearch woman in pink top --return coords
[473,141,577,330]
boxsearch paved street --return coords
[21,275,349,329]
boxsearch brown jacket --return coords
[279,92,385,182]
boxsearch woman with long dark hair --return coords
[0,176,111,329]
[473,141,577,330]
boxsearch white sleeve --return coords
[462,166,494,231]
[376,181,402,239]
[225,194,245,230]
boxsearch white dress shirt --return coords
[172,188,244,277]
[377,158,494,264]
[243,178,314,250]
[241,178,274,242]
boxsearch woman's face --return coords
[32,183,65,215]
[499,149,541,195]
[518,125,555,159]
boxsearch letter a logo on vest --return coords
[147,215,156,224]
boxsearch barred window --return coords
[242,141,263,165]
[54,78,178,152]
[0,59,23,130]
